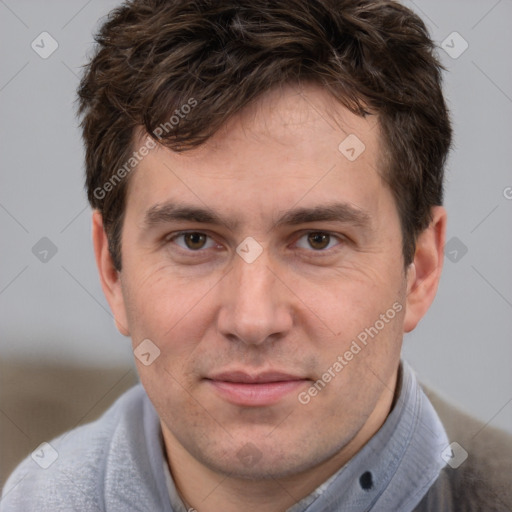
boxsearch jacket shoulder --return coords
[417,387,512,511]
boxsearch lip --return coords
[205,371,309,406]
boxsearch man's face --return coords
[113,84,409,478]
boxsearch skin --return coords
[93,83,446,511]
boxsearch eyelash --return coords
[165,230,345,256]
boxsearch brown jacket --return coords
[415,388,512,511]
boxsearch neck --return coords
[162,369,398,512]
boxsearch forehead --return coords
[125,83,390,226]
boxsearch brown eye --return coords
[184,232,207,250]
[307,232,331,250]
[169,231,217,252]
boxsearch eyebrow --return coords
[143,201,371,232]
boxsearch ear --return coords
[403,206,446,333]
[91,210,130,336]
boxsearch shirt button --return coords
[359,471,374,491]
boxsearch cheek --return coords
[124,270,213,412]
[294,263,405,395]
[302,301,404,426]
[294,262,403,340]
[122,265,216,356]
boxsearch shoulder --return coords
[0,384,148,512]
[417,387,512,511]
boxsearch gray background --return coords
[1,0,511,435]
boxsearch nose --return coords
[217,248,293,346]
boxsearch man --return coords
[2,0,511,510]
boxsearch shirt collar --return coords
[163,360,448,511]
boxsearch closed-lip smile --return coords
[205,370,309,406]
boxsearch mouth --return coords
[205,371,310,406]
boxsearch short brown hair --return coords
[78,0,452,270]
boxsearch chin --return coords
[199,436,337,481]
